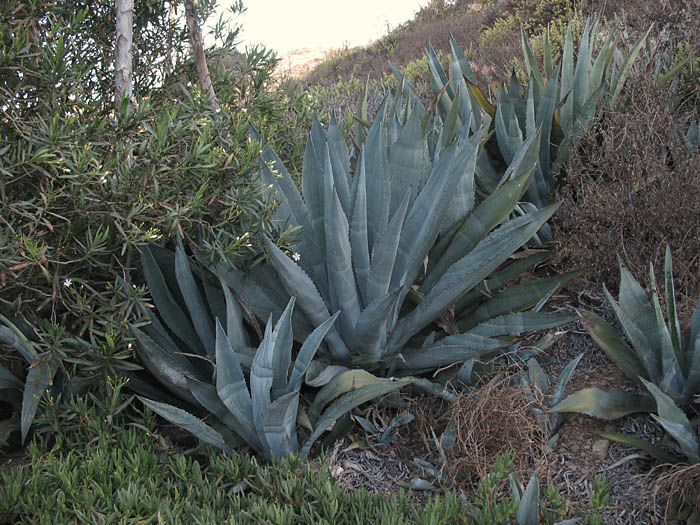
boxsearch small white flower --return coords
[100,176,107,184]
[127,343,133,350]
[292,252,301,262]
[63,278,72,288]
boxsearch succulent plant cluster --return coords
[129,80,581,459]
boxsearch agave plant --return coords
[0,315,60,445]
[214,95,577,383]
[552,246,700,420]
[403,18,651,241]
[602,378,699,465]
[132,241,414,460]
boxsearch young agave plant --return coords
[214,96,577,382]
[552,246,700,420]
[140,295,414,460]
[601,378,699,465]
[410,18,651,239]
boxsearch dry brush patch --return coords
[554,74,700,324]
[407,375,551,489]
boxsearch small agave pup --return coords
[553,246,700,419]
[214,93,578,383]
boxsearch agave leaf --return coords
[308,369,386,425]
[250,317,274,447]
[220,279,249,348]
[459,271,581,331]
[363,109,390,251]
[584,312,650,388]
[354,287,404,359]
[551,387,655,419]
[517,474,540,525]
[535,68,560,195]
[495,97,523,165]
[215,263,287,324]
[605,280,660,382]
[526,358,549,394]
[648,263,683,393]
[572,18,591,119]
[263,236,350,360]
[367,191,410,304]
[20,359,56,444]
[449,33,476,84]
[468,312,576,338]
[327,114,352,217]
[270,298,295,399]
[684,307,700,398]
[552,353,584,406]
[301,377,413,458]
[139,397,234,456]
[652,415,700,463]
[215,321,255,441]
[440,85,462,151]
[397,333,509,371]
[466,79,496,117]
[325,182,361,345]
[609,25,653,106]
[521,26,543,93]
[263,390,300,459]
[543,27,553,79]
[174,239,215,355]
[601,431,680,464]
[141,245,203,355]
[388,109,429,216]
[288,312,340,394]
[641,378,700,462]
[0,365,22,390]
[350,153,370,304]
[589,33,615,95]
[185,376,259,448]
[392,132,481,292]
[422,132,506,293]
[302,117,328,264]
[131,326,201,405]
[305,362,348,388]
[559,23,574,132]
[0,316,38,363]
[392,205,558,351]
[454,252,550,315]
[664,246,684,369]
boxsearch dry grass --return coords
[648,463,700,521]
[407,375,551,489]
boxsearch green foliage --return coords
[553,246,700,420]
[0,1,315,403]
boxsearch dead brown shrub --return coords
[553,73,700,322]
[410,376,550,489]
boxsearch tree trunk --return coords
[114,0,134,115]
[184,0,219,111]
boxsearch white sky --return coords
[215,0,427,55]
